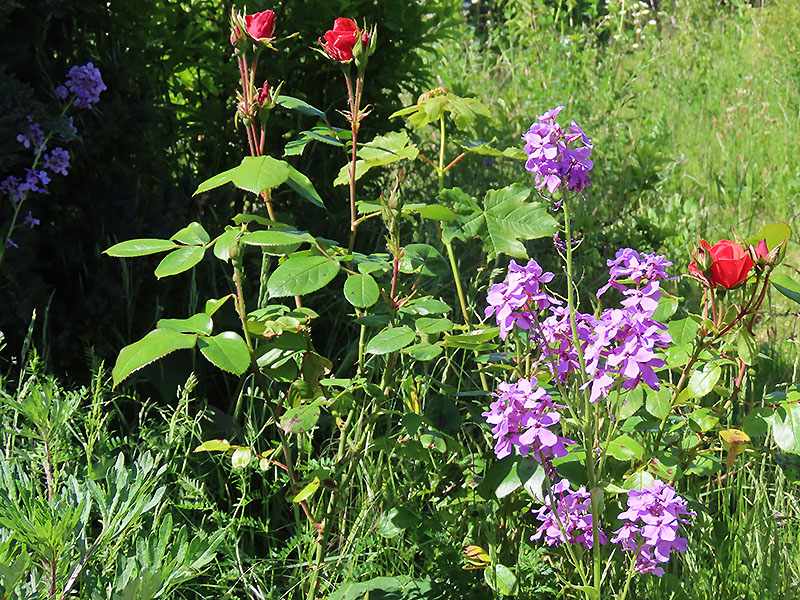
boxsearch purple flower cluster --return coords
[538,306,597,382]
[60,62,106,109]
[16,118,46,151]
[485,259,560,340]
[522,106,594,194]
[482,377,573,461]
[44,148,71,176]
[611,480,694,577]
[531,478,607,549]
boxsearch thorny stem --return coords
[344,69,364,253]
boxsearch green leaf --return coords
[745,222,791,253]
[737,329,758,365]
[365,326,416,355]
[399,243,449,277]
[154,246,205,278]
[275,94,325,117]
[685,363,722,399]
[415,317,453,334]
[171,222,210,245]
[242,230,306,252]
[771,274,800,305]
[198,332,250,375]
[484,564,516,596]
[193,439,231,453]
[402,342,442,361]
[113,329,197,387]
[403,203,457,221]
[205,295,233,316]
[286,165,325,208]
[194,167,236,195]
[619,387,644,419]
[606,435,644,461]
[689,408,719,432]
[157,313,213,335]
[343,273,380,308]
[771,400,800,454]
[624,470,656,491]
[571,586,600,600]
[645,387,672,420]
[652,296,679,322]
[105,238,178,257]
[280,403,322,434]
[291,476,320,503]
[213,228,240,261]
[441,185,557,260]
[267,256,340,297]
[231,156,291,195]
[333,132,419,186]
[668,318,699,346]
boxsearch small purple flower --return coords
[485,259,560,340]
[522,107,593,195]
[16,119,46,152]
[64,62,106,109]
[5,238,18,249]
[597,248,674,298]
[0,176,24,203]
[44,148,70,176]
[19,169,50,195]
[24,211,40,229]
[611,480,694,577]
[482,377,573,461]
[531,478,608,549]
[55,85,68,100]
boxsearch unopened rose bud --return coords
[257,81,270,106]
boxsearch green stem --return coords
[438,115,446,191]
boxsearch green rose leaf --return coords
[402,342,443,361]
[286,165,325,209]
[213,228,240,262]
[333,132,419,186]
[157,313,213,335]
[105,238,177,257]
[771,274,800,305]
[113,329,198,387]
[366,326,416,355]
[280,403,322,434]
[645,387,672,420]
[275,94,325,118]
[685,363,722,399]
[343,273,380,308]
[154,246,206,278]
[267,255,340,297]
[242,230,305,256]
[171,221,210,245]
[198,332,251,375]
[231,156,291,195]
[737,329,758,365]
[770,395,800,454]
[193,167,236,195]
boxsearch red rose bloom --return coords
[245,10,275,41]
[322,18,364,62]
[690,239,753,289]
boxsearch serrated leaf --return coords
[193,439,231,453]
[205,295,233,316]
[113,329,197,387]
[399,243,449,277]
[242,230,306,249]
[402,342,442,360]
[154,246,206,278]
[194,167,236,195]
[213,228,240,261]
[365,326,416,355]
[686,363,722,399]
[231,156,291,195]
[441,185,557,259]
[280,403,322,434]
[286,165,325,208]
[667,318,699,346]
[105,238,178,257]
[645,387,672,420]
[415,317,453,334]
[343,273,380,308]
[157,313,213,335]
[198,332,250,375]
[171,221,210,245]
[267,255,340,297]
[333,132,419,186]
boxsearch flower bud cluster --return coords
[522,106,594,194]
[611,480,694,577]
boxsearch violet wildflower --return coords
[44,148,70,176]
[55,85,68,100]
[16,119,46,152]
[485,259,560,340]
[0,176,24,203]
[19,169,50,195]
[64,62,106,109]
[6,238,18,249]
[482,377,573,461]
[24,212,40,229]
[597,248,673,298]
[611,479,694,577]
[531,478,608,549]
[537,306,597,382]
[522,107,594,194]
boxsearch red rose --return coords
[691,239,754,289]
[322,18,364,62]
[245,10,275,41]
